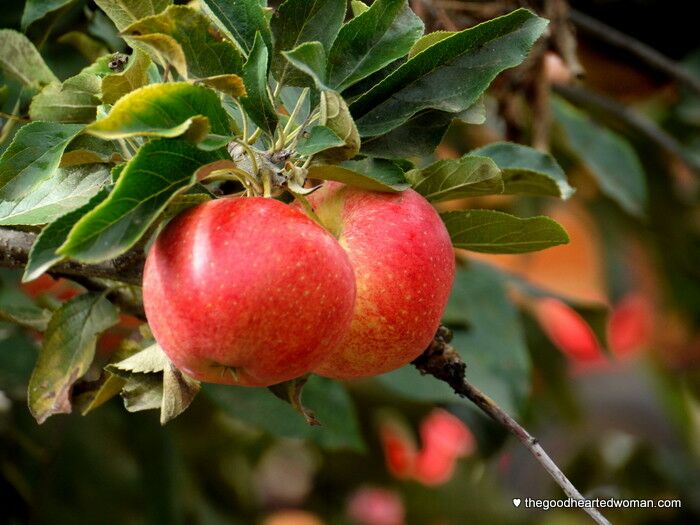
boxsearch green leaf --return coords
[271,0,346,86]
[406,155,503,202]
[295,125,344,156]
[22,0,76,32]
[29,72,102,123]
[61,135,122,167]
[201,0,272,55]
[350,9,547,136]
[282,41,328,89]
[23,188,111,282]
[441,209,570,253]
[161,361,200,425]
[318,91,361,161]
[240,33,278,136]
[268,376,320,426]
[308,158,409,192]
[94,0,172,31]
[122,6,244,80]
[408,30,454,59]
[351,0,370,17]
[74,371,127,415]
[327,0,423,92]
[58,140,225,263]
[0,122,84,203]
[120,374,163,412]
[101,49,152,105]
[0,163,111,226]
[205,375,364,450]
[57,31,110,62]
[359,100,485,159]
[553,97,647,216]
[107,343,200,423]
[0,29,58,90]
[379,263,530,414]
[108,343,169,374]
[86,83,231,142]
[471,142,575,199]
[28,292,119,424]
[0,285,51,331]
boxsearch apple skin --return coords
[142,197,356,387]
[307,183,455,379]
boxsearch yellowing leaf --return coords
[28,293,119,424]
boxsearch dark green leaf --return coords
[350,9,547,136]
[57,31,110,62]
[471,142,574,199]
[122,6,244,79]
[0,163,110,226]
[379,263,531,414]
[318,90,360,161]
[271,0,346,86]
[94,0,172,31]
[29,72,101,123]
[101,49,152,105]
[205,375,364,450]
[308,158,409,192]
[28,292,119,424]
[240,33,278,136]
[441,209,570,253]
[0,285,51,331]
[21,0,76,31]
[406,155,503,202]
[201,0,272,55]
[86,82,231,142]
[295,125,344,156]
[553,97,647,216]
[359,105,481,159]
[23,188,111,282]
[0,29,58,90]
[58,140,225,263]
[282,41,328,89]
[0,122,84,203]
[327,0,423,92]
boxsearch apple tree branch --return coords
[413,326,612,525]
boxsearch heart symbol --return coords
[513,498,521,507]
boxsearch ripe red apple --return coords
[142,197,356,387]
[305,183,455,379]
[533,297,603,363]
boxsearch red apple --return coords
[378,419,418,479]
[533,297,603,363]
[347,487,405,525]
[306,183,455,379]
[142,197,356,387]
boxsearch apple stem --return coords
[413,326,612,525]
[292,193,325,229]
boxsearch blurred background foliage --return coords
[2,1,700,524]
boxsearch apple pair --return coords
[143,182,455,386]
